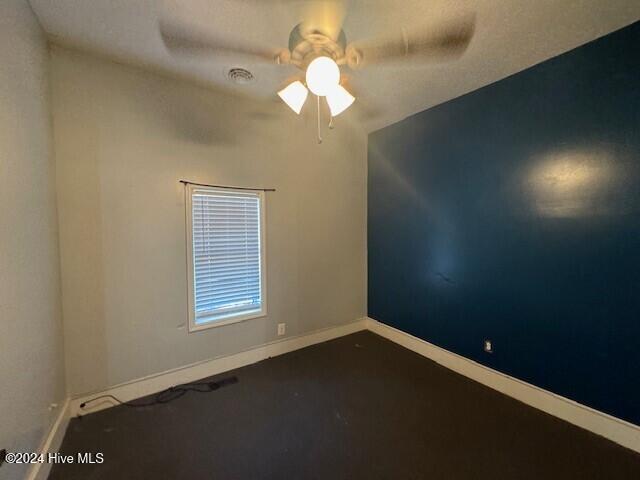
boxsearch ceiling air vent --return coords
[227,68,255,85]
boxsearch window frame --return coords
[185,184,267,333]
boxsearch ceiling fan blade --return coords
[277,73,306,91]
[346,13,476,69]
[159,19,289,63]
[338,74,382,121]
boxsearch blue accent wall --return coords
[368,21,640,425]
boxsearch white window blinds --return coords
[188,187,265,328]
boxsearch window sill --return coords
[188,309,267,333]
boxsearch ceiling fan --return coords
[160,1,475,140]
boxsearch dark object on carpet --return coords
[49,331,640,479]
[79,376,238,410]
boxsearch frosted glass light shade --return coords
[277,81,309,114]
[305,56,340,96]
[326,85,355,116]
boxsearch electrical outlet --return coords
[277,323,286,336]
[484,340,493,353]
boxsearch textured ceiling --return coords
[30,0,640,132]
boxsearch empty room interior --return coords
[2,0,640,478]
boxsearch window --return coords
[186,184,266,331]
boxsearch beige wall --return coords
[50,47,367,396]
[0,1,66,479]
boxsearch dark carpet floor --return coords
[49,331,640,479]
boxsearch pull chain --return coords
[316,95,322,144]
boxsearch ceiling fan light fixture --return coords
[305,56,340,96]
[326,84,355,117]
[278,81,309,114]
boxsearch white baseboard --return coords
[26,398,71,480]
[70,318,368,417]
[365,317,640,454]
[53,316,640,459]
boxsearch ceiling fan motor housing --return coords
[288,23,348,69]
